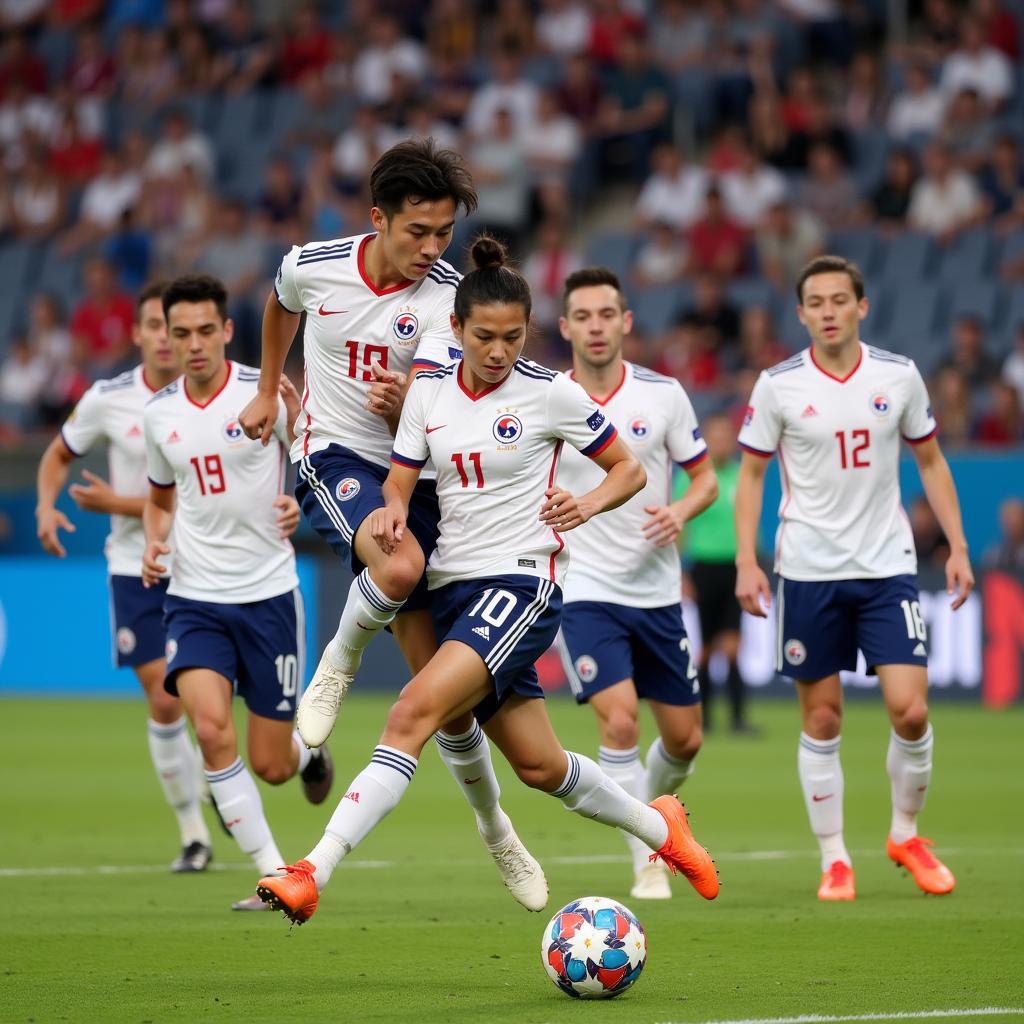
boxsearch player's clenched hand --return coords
[736,561,772,618]
[366,359,406,419]
[239,390,280,446]
[36,507,75,558]
[69,470,116,514]
[945,548,975,611]
[142,540,171,587]
[539,487,592,533]
[274,495,301,538]
[642,504,684,548]
[369,502,406,555]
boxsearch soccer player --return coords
[555,267,718,901]
[142,274,333,911]
[238,139,546,910]
[254,238,719,925]
[734,255,974,900]
[35,281,213,874]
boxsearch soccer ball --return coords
[541,896,647,999]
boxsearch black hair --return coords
[453,236,531,323]
[562,266,627,313]
[796,255,865,304]
[136,280,168,322]
[162,274,229,323]
[370,138,478,219]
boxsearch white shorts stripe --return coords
[486,579,553,673]
[553,628,583,698]
[292,586,306,691]
[301,457,354,544]
[775,578,784,673]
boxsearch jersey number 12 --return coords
[835,429,870,469]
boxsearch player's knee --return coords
[191,715,233,762]
[385,693,440,747]
[147,686,182,725]
[512,757,562,792]
[662,725,702,762]
[377,552,423,601]
[893,698,929,739]
[602,708,640,750]
[804,703,842,739]
[251,757,293,786]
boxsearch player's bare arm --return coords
[68,469,145,518]
[366,358,408,436]
[142,483,176,587]
[909,436,975,609]
[278,372,302,446]
[540,436,645,533]
[369,463,421,555]
[35,434,78,557]
[734,450,772,617]
[239,292,300,446]
[643,455,718,548]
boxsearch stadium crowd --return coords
[0,0,1022,446]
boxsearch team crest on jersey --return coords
[493,413,523,445]
[574,655,598,684]
[336,478,361,501]
[628,417,650,440]
[784,639,807,666]
[869,393,891,417]
[743,405,754,426]
[165,638,178,662]
[116,627,136,655]
[392,309,419,344]
[222,418,244,443]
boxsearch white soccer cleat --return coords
[296,649,354,748]
[630,861,672,900]
[486,828,548,912]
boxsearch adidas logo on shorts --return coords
[472,625,491,641]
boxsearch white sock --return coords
[645,736,695,798]
[798,732,850,871]
[599,745,653,871]
[552,751,668,851]
[147,718,210,847]
[326,569,404,672]
[293,731,312,774]
[307,745,417,891]
[887,725,933,843]
[435,722,511,846]
[206,757,283,875]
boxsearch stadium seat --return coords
[775,296,808,350]
[827,228,879,276]
[946,280,1005,332]
[851,129,889,195]
[936,228,998,281]
[875,232,937,282]
[583,231,638,285]
[1000,229,1024,268]
[631,283,688,335]
[1000,287,1024,353]
[726,277,775,310]
[876,281,944,373]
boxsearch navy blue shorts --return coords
[109,574,168,668]
[431,574,563,725]
[163,589,304,721]
[296,444,440,611]
[777,574,929,680]
[559,601,701,707]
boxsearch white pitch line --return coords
[659,1009,1024,1024]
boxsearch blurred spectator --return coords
[0,79,57,170]
[677,272,740,354]
[522,217,582,336]
[28,293,72,371]
[974,380,1023,445]
[842,50,890,136]
[632,220,687,288]
[353,14,427,106]
[940,15,1013,111]
[983,497,1024,571]
[720,138,787,230]
[145,109,214,184]
[589,0,645,66]
[66,24,116,101]
[11,148,63,239]
[870,147,919,228]
[468,107,529,251]
[687,185,746,278]
[657,319,722,392]
[649,0,710,73]
[70,257,135,373]
[748,90,791,168]
[797,142,860,228]
[303,142,354,241]
[426,0,477,64]
[0,335,46,427]
[521,89,582,216]
[907,142,983,238]
[257,156,303,244]
[0,30,47,95]
[121,29,179,110]
[177,25,216,94]
[937,314,999,391]
[490,0,535,55]
[979,134,1024,219]
[1002,325,1024,400]
[780,92,852,171]
[536,0,592,58]
[973,0,1020,61]
[465,48,539,140]
[557,52,604,134]
[635,143,707,232]
[929,366,974,447]
[60,147,142,254]
[740,305,791,372]
[104,207,152,291]
[916,0,962,62]
[0,0,47,31]
[938,88,997,173]
[48,108,103,186]
[776,0,854,67]
[756,199,825,292]
[210,0,274,96]
[887,61,945,142]
[280,4,332,86]
[333,105,386,195]
[909,494,950,567]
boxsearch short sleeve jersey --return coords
[60,364,159,577]
[144,361,299,603]
[391,360,618,590]
[557,362,707,607]
[737,343,937,581]
[275,233,463,468]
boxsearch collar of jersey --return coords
[184,360,233,408]
[457,360,512,401]
[809,342,863,384]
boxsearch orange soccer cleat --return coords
[256,860,320,923]
[648,795,719,900]
[818,860,856,901]
[886,836,956,895]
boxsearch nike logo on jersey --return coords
[426,424,447,434]
[811,793,833,802]
[318,304,348,316]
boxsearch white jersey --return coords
[557,362,707,608]
[274,233,463,468]
[392,359,618,590]
[60,364,160,577]
[738,342,937,581]
[144,361,298,603]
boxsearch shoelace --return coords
[494,841,536,886]
[902,837,939,869]
[309,677,343,714]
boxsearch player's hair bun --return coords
[469,234,507,272]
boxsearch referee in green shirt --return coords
[674,413,755,733]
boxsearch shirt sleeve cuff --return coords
[274,282,302,314]
[390,451,427,469]
[903,426,938,445]
[581,424,618,458]
[739,441,774,458]
[59,428,83,457]
[677,448,708,469]
[148,477,176,489]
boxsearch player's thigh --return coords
[247,712,299,784]
[795,674,844,739]
[558,601,633,705]
[647,700,703,758]
[483,694,569,792]
[390,609,439,674]
[132,657,179,723]
[777,577,858,679]
[876,663,930,739]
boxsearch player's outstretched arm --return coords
[541,436,645,533]
[35,434,77,557]
[910,437,975,610]
[643,455,718,548]
[240,291,301,446]
[68,469,145,518]
[142,483,176,587]
[734,451,772,617]
[369,464,421,555]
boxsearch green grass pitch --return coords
[1,696,1021,1024]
